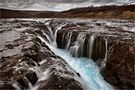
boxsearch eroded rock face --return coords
[0,19,83,90]
[101,41,135,89]
[55,19,135,89]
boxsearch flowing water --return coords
[38,35,113,90]
[36,20,114,90]
[51,47,113,90]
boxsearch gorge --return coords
[0,18,134,90]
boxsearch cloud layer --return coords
[0,0,134,11]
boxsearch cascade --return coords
[48,32,113,90]
[87,35,95,59]
[34,22,113,90]
[66,32,72,50]
[98,38,108,69]
[44,21,54,42]
[69,33,86,57]
[42,30,52,44]
[52,23,67,47]
[56,30,107,64]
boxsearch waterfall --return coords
[38,26,113,90]
[37,21,113,89]
[66,32,72,50]
[44,21,54,42]
[99,38,108,69]
[87,35,95,58]
[42,30,52,44]
[69,33,86,57]
[52,23,67,47]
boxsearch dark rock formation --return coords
[39,72,82,90]
[101,41,135,89]
[0,19,83,90]
[25,71,38,85]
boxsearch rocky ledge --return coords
[0,19,83,90]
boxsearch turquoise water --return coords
[38,34,113,90]
[51,46,113,90]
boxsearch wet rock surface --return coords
[0,18,135,90]
[0,19,83,90]
[101,41,135,89]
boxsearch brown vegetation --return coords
[0,4,135,19]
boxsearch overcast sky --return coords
[0,0,134,11]
[45,0,89,3]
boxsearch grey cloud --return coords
[45,0,89,3]
[0,0,134,11]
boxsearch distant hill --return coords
[0,4,135,19]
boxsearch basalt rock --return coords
[39,72,83,90]
[101,41,135,89]
[0,19,83,90]
[25,71,38,85]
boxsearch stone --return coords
[5,44,14,49]
[101,42,135,89]
[39,72,83,90]
[25,71,38,85]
